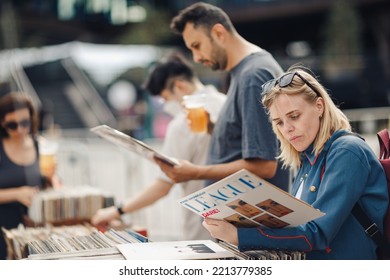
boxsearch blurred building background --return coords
[0,0,389,240]
[1,0,389,131]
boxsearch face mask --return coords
[163,100,182,117]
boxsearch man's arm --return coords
[155,157,277,183]
[121,179,173,213]
[91,179,173,226]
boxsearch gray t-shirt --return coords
[206,50,290,190]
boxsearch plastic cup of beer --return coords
[183,94,208,133]
[39,141,58,178]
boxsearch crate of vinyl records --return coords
[28,186,115,226]
[2,223,305,260]
[2,223,148,260]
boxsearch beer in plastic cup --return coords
[39,140,58,178]
[183,94,208,133]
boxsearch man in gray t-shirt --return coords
[155,3,290,192]
[207,51,289,189]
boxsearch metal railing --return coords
[343,107,390,135]
[9,57,42,110]
[61,57,117,128]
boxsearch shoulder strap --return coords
[352,204,390,258]
[378,129,390,160]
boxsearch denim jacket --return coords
[237,130,388,259]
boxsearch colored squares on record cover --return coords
[227,199,262,218]
[256,199,293,217]
[226,198,293,229]
[224,213,258,227]
[253,213,290,228]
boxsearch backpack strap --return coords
[378,129,390,159]
[352,203,390,258]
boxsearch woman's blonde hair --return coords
[262,68,351,168]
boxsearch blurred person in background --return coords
[203,66,388,259]
[0,92,44,259]
[155,2,290,191]
[91,53,226,240]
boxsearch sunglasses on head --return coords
[261,71,321,97]
[3,119,31,131]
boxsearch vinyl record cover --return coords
[91,124,178,166]
[179,169,325,229]
[117,240,235,260]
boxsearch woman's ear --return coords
[316,97,325,117]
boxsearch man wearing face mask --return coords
[91,53,226,240]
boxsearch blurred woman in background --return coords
[0,92,43,259]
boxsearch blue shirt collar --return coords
[302,129,350,166]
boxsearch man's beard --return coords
[208,39,228,71]
[210,47,227,71]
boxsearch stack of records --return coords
[28,186,115,225]
[218,241,306,260]
[2,224,147,260]
[3,224,305,260]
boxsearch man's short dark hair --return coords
[143,53,195,96]
[170,2,234,35]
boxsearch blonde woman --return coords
[203,66,388,259]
